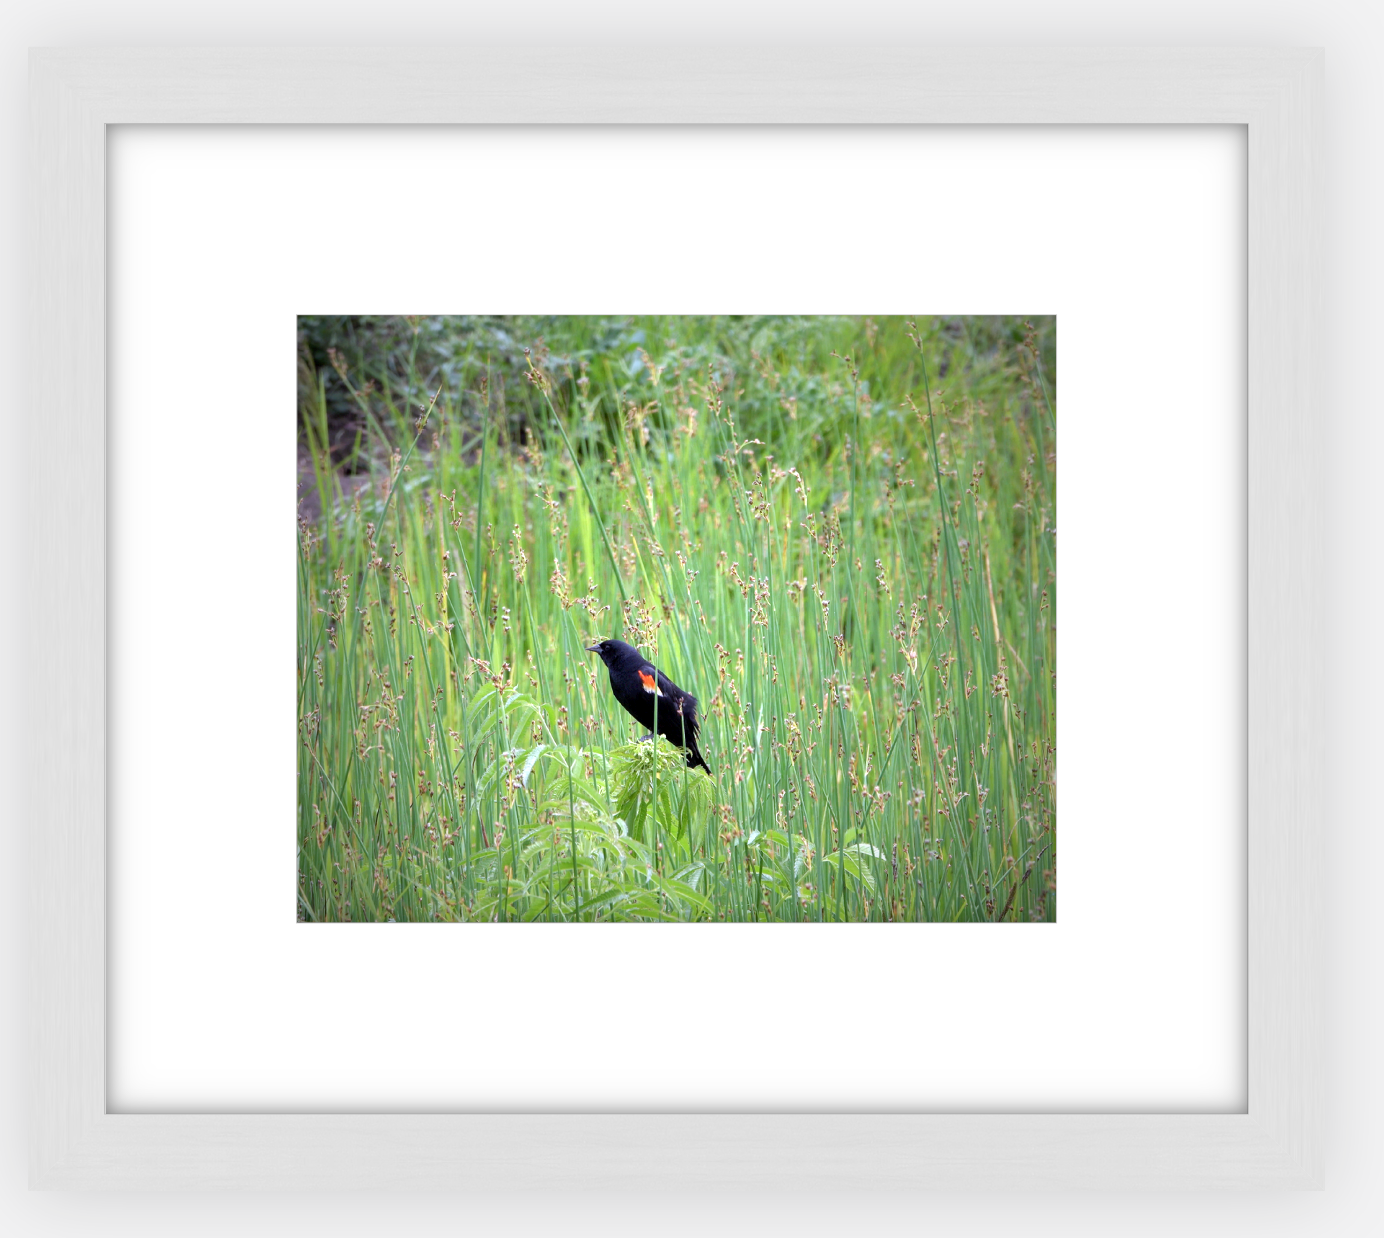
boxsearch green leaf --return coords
[520,744,547,787]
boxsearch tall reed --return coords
[297,316,1056,922]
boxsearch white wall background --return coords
[3,1,1379,1235]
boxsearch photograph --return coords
[297,315,1056,922]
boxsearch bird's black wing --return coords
[652,667,699,737]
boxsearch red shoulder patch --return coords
[638,670,662,695]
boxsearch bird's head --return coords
[586,638,636,667]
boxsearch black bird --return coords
[586,638,710,774]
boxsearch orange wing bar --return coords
[638,670,661,694]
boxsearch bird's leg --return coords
[637,731,656,743]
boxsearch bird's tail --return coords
[685,742,710,775]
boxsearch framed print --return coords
[27,46,1323,1188]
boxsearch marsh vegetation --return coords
[297,315,1055,922]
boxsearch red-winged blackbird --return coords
[586,638,710,774]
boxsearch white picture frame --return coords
[27,46,1323,1189]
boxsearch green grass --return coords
[297,315,1055,922]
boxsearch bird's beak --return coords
[585,642,602,653]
